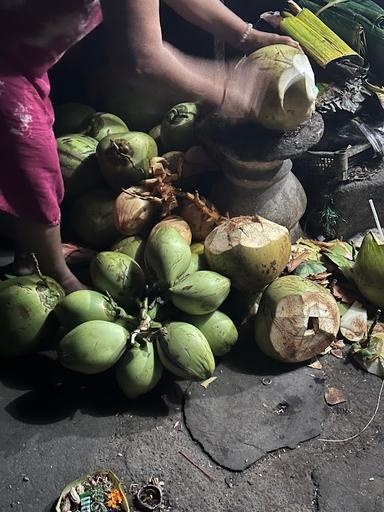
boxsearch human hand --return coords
[216,57,273,120]
[242,29,300,54]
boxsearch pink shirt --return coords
[0,0,103,76]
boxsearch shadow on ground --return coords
[0,352,177,427]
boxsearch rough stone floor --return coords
[1,340,383,512]
[1,249,383,512]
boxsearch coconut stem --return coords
[179,191,226,225]
[111,140,146,177]
[362,309,382,348]
[30,252,49,287]
[129,298,163,346]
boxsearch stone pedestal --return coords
[197,113,324,241]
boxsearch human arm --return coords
[99,0,224,105]
[100,0,272,117]
[163,0,299,52]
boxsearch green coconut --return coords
[254,275,340,363]
[181,310,238,356]
[0,275,64,357]
[113,186,160,236]
[58,320,128,374]
[116,341,163,399]
[54,290,133,331]
[246,44,318,131]
[161,102,199,152]
[150,216,192,245]
[354,232,384,307]
[81,112,129,142]
[181,253,207,279]
[148,124,164,154]
[204,216,291,292]
[170,270,230,315]
[69,189,120,249]
[54,103,96,137]
[57,134,103,198]
[90,251,145,311]
[144,226,192,287]
[97,131,158,191]
[156,321,215,380]
[112,235,146,265]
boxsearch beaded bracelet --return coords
[240,22,253,45]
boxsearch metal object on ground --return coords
[135,483,163,511]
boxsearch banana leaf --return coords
[303,1,368,56]
[299,0,384,80]
[56,470,129,512]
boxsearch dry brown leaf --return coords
[332,340,346,350]
[307,272,332,287]
[310,240,337,249]
[287,251,311,272]
[331,349,344,359]
[325,387,347,406]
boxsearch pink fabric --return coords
[0,0,102,225]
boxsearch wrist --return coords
[233,21,254,52]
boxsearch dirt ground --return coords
[1,343,383,512]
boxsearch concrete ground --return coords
[1,340,383,512]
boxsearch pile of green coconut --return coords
[1,198,355,399]
[2,44,383,398]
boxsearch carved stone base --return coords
[209,160,307,240]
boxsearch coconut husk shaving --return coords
[127,157,226,226]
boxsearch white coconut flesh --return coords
[266,292,340,362]
[278,54,318,116]
[247,44,318,131]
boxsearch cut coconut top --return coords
[206,217,289,253]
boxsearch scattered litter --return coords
[178,450,215,481]
[319,380,384,443]
[135,481,163,511]
[261,377,273,386]
[308,360,323,369]
[320,346,333,355]
[200,376,218,389]
[273,401,289,415]
[331,349,344,359]
[332,340,346,350]
[324,387,347,406]
[130,477,164,512]
[225,474,241,488]
[172,420,183,432]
